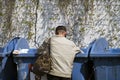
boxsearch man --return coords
[47,26,82,80]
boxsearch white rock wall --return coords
[0,0,120,48]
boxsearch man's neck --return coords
[56,34,65,37]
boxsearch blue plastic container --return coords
[92,54,120,80]
[90,38,120,80]
[72,52,88,80]
[72,40,95,80]
[14,38,30,80]
[1,37,20,80]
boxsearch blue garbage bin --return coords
[13,37,38,80]
[14,37,30,80]
[2,37,20,80]
[72,52,88,80]
[90,51,120,80]
[13,48,38,80]
[0,37,34,80]
[72,40,96,80]
[90,38,120,80]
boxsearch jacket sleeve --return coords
[72,42,84,54]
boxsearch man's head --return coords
[55,26,67,37]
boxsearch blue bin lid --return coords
[90,38,109,54]
[89,38,120,58]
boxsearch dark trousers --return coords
[47,74,71,80]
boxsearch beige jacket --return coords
[49,35,81,78]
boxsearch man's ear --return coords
[64,32,67,37]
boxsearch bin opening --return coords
[81,59,95,80]
[2,51,17,80]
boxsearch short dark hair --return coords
[55,26,67,35]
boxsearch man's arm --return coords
[73,42,84,54]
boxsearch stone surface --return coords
[0,0,120,48]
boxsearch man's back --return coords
[49,35,80,78]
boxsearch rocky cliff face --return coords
[0,0,120,48]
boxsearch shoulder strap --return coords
[48,38,51,55]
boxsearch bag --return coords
[32,38,51,75]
